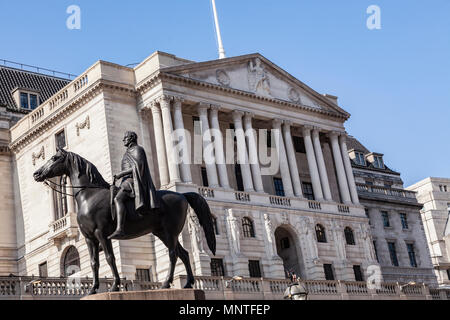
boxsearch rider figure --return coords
[108,131,159,239]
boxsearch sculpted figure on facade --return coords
[226,208,241,256]
[298,217,319,262]
[263,213,277,258]
[188,209,205,254]
[248,58,271,96]
[360,223,376,262]
[332,221,347,260]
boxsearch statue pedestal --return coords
[81,289,205,301]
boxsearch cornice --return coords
[9,79,136,153]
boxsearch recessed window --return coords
[323,264,335,280]
[387,242,399,267]
[53,175,68,220]
[280,237,290,249]
[242,217,255,238]
[201,167,209,187]
[39,262,48,278]
[344,227,355,245]
[210,258,225,277]
[445,185,448,192]
[135,268,152,282]
[234,164,244,191]
[373,156,384,169]
[55,130,67,150]
[292,136,306,153]
[407,243,418,268]
[62,246,80,276]
[273,177,285,197]
[365,208,371,225]
[212,216,219,235]
[382,211,390,228]
[354,152,366,166]
[315,224,327,243]
[30,94,38,109]
[248,260,262,278]
[373,241,379,262]
[353,265,364,282]
[302,182,315,200]
[400,213,409,230]
[20,92,29,109]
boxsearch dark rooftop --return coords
[0,64,71,112]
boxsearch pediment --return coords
[161,54,349,118]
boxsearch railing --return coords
[0,59,76,79]
[269,195,291,207]
[305,280,338,295]
[356,184,417,199]
[338,204,350,213]
[48,212,78,242]
[198,187,215,199]
[193,276,223,291]
[308,200,322,210]
[375,282,397,295]
[401,284,424,296]
[430,289,442,300]
[344,281,369,295]
[235,192,251,202]
[230,278,260,292]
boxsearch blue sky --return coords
[1,0,449,186]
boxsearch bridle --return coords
[44,179,110,198]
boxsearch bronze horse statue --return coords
[33,148,216,295]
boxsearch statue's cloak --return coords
[123,145,159,211]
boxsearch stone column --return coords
[209,105,230,189]
[198,103,220,188]
[243,113,264,193]
[282,121,303,198]
[233,111,254,192]
[272,119,294,197]
[150,102,170,186]
[159,95,181,184]
[329,131,352,204]
[339,134,360,205]
[302,126,324,201]
[312,128,332,201]
[173,98,192,184]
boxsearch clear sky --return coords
[1,0,449,186]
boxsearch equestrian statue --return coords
[33,131,216,295]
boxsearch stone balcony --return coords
[356,183,419,205]
[192,184,363,217]
[47,212,79,245]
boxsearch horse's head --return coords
[33,148,69,182]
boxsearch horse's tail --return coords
[183,192,216,255]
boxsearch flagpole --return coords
[211,0,226,59]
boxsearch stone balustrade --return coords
[269,195,291,207]
[0,275,448,300]
[356,183,417,200]
[48,212,79,244]
[198,187,215,199]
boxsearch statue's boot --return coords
[108,202,126,240]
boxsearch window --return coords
[53,175,68,220]
[354,152,366,166]
[353,265,364,282]
[201,167,209,187]
[212,216,219,235]
[242,217,255,238]
[447,269,450,280]
[210,258,225,277]
[407,243,418,268]
[266,130,272,148]
[19,92,40,110]
[400,213,409,230]
[382,211,390,228]
[302,182,315,200]
[280,237,290,250]
[387,242,399,267]
[39,262,48,278]
[440,185,443,192]
[323,264,335,280]
[20,92,29,109]
[344,227,355,245]
[192,116,201,135]
[55,130,67,150]
[62,246,80,276]
[135,268,152,282]
[315,224,327,243]
[30,94,38,109]
[365,208,371,225]
[365,180,374,186]
[248,260,262,278]
[273,177,285,197]
[373,241,379,262]
[234,164,244,191]
[373,156,384,169]
[445,185,448,192]
[292,136,306,153]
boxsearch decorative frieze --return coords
[75,115,90,136]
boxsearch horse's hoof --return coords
[184,283,193,289]
[109,284,120,292]
[88,289,97,296]
[161,282,171,289]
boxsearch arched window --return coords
[212,216,219,235]
[315,224,327,243]
[242,217,255,238]
[344,227,355,245]
[62,246,80,277]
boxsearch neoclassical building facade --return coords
[1,51,406,285]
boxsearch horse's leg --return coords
[94,229,121,292]
[176,241,195,289]
[156,233,178,289]
[86,237,100,295]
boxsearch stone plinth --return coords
[81,289,205,301]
